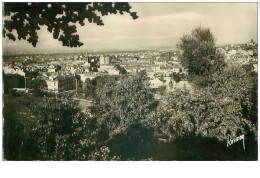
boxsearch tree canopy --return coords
[158,64,257,142]
[3,2,138,47]
[3,93,98,160]
[178,26,224,77]
[90,74,159,160]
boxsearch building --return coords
[48,64,56,73]
[167,81,192,92]
[3,66,25,76]
[100,55,111,65]
[100,55,105,65]
[154,61,167,66]
[99,64,113,72]
[149,78,165,89]
[46,80,58,91]
[172,67,181,73]
[78,73,96,82]
[228,50,237,55]
[107,67,120,75]
[46,74,77,92]
[152,66,161,73]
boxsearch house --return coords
[149,78,165,89]
[16,68,25,76]
[248,50,254,56]
[154,61,167,65]
[3,66,25,76]
[99,64,113,72]
[48,64,56,73]
[152,65,160,73]
[45,73,77,92]
[108,68,120,75]
[78,73,95,82]
[173,67,181,73]
[46,80,58,91]
[228,50,237,55]
[168,81,192,92]
[170,56,178,61]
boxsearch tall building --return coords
[104,56,111,64]
[100,55,111,65]
[100,55,105,65]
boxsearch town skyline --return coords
[3,3,257,54]
[2,2,258,162]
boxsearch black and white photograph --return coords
[1,2,258,162]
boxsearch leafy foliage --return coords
[3,25,257,161]
[3,94,96,160]
[158,64,257,142]
[3,2,138,47]
[170,72,180,83]
[114,64,127,74]
[178,26,225,77]
[3,73,25,94]
[90,74,159,160]
[30,78,48,97]
[88,146,120,161]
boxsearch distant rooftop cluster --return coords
[3,40,257,95]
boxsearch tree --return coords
[3,2,138,47]
[3,73,25,94]
[159,74,165,82]
[90,74,159,160]
[157,64,258,160]
[242,63,254,72]
[56,64,62,72]
[114,64,127,74]
[170,72,180,83]
[159,64,257,142]
[30,78,47,97]
[88,146,120,161]
[3,93,96,160]
[178,26,225,77]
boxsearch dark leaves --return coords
[3,2,138,48]
[130,12,138,20]
[6,32,16,41]
[27,30,38,47]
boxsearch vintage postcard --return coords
[2,2,258,161]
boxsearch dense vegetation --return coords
[3,27,258,160]
[3,73,25,94]
[3,73,158,160]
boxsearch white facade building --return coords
[46,80,58,91]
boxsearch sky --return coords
[3,3,258,54]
